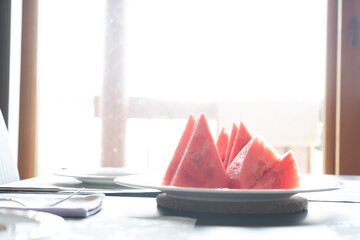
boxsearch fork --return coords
[0,188,84,207]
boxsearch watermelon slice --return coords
[223,123,238,169]
[162,114,196,185]
[227,121,252,168]
[252,151,300,189]
[216,127,229,163]
[226,136,281,189]
[171,113,227,188]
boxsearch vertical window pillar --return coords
[0,0,11,127]
[325,0,360,174]
[18,0,38,179]
[101,0,128,167]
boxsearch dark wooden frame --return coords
[0,0,11,127]
[17,0,38,179]
[324,0,360,175]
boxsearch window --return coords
[35,0,327,176]
[37,0,104,173]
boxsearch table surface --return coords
[1,174,360,239]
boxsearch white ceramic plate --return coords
[114,174,343,202]
[54,168,141,185]
[0,209,65,239]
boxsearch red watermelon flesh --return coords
[223,123,238,169]
[171,113,227,188]
[162,114,196,185]
[228,121,252,168]
[226,136,281,189]
[216,127,229,163]
[252,151,300,189]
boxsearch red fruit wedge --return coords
[227,121,252,168]
[226,136,281,189]
[162,114,196,185]
[171,113,227,188]
[223,123,238,169]
[252,151,300,189]
[216,127,229,163]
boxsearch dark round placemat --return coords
[156,193,308,214]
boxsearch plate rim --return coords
[0,209,65,239]
[113,174,344,196]
[53,168,140,181]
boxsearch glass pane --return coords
[37,0,104,174]
[125,0,326,103]
[37,0,327,175]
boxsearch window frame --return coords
[324,0,360,175]
[13,0,360,178]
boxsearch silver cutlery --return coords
[0,188,84,207]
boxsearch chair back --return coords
[0,109,20,184]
